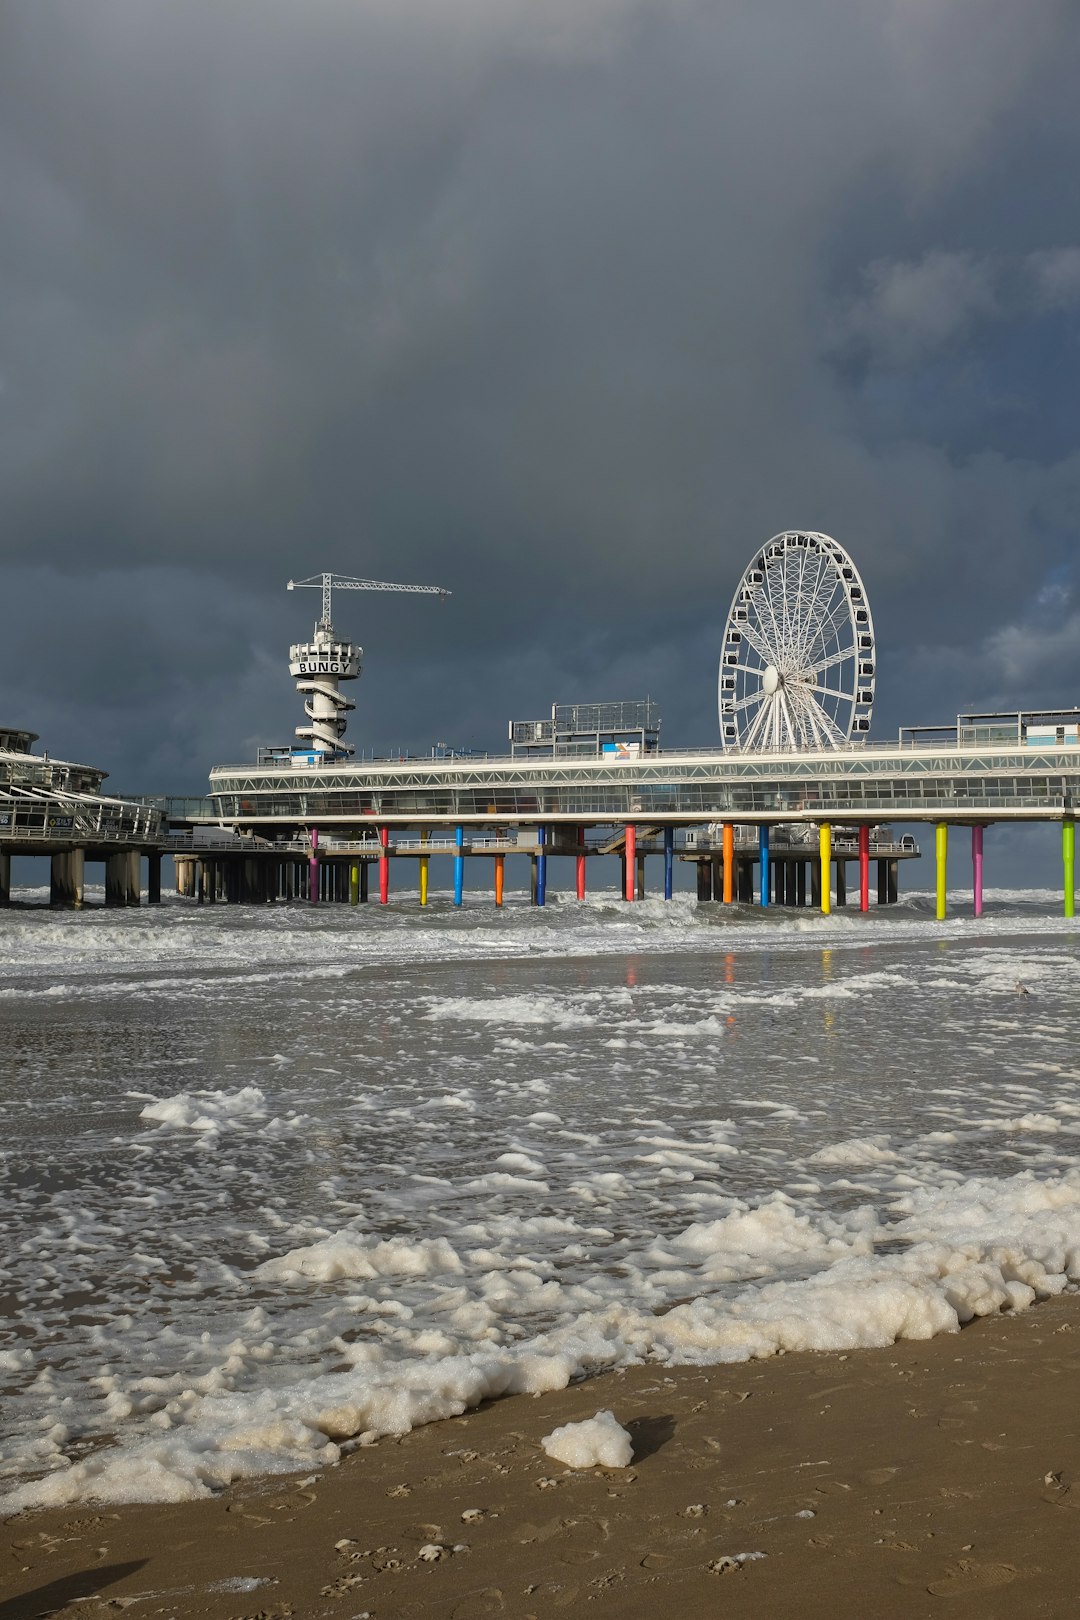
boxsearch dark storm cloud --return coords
[1,0,1080,786]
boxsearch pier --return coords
[0,726,165,907]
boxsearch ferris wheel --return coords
[718,532,875,751]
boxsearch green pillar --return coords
[1064,822,1075,920]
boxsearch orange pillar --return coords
[722,823,734,904]
[625,825,637,902]
[494,852,505,907]
[576,826,586,900]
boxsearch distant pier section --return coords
[0,726,165,906]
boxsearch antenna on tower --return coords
[286,571,450,759]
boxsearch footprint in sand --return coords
[926,1559,1020,1596]
[452,1589,505,1618]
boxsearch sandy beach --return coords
[5,1291,1080,1620]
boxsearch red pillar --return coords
[859,824,870,912]
[624,824,637,902]
[576,826,586,900]
[379,826,390,904]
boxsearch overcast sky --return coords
[2,1,1079,881]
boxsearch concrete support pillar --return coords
[663,826,674,901]
[531,855,539,906]
[797,860,807,908]
[819,824,832,915]
[309,828,319,905]
[147,852,162,906]
[738,860,754,903]
[50,848,85,908]
[835,861,847,908]
[576,827,587,901]
[106,851,130,907]
[360,860,369,903]
[877,858,888,906]
[696,859,713,902]
[758,824,770,908]
[1064,822,1075,919]
[636,853,646,900]
[858,825,870,912]
[972,825,984,919]
[0,850,9,906]
[126,850,141,906]
[722,823,735,904]
[624,824,636,902]
[810,854,821,909]
[935,823,948,920]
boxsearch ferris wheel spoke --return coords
[734,619,775,665]
[805,647,850,679]
[795,681,853,701]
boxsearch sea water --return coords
[2,886,1080,1511]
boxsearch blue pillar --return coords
[453,825,464,907]
[663,826,674,900]
[536,824,547,907]
[758,824,770,908]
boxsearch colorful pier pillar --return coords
[453,825,464,907]
[972,825,984,919]
[350,861,360,905]
[858,824,870,912]
[663,826,674,900]
[308,828,319,906]
[419,829,429,907]
[758,824,770,908]
[1064,822,1075,919]
[625,824,637,902]
[576,827,587,900]
[536,825,547,907]
[935,823,948,920]
[819,823,832,915]
[379,825,390,905]
[722,823,734,904]
[494,852,505,907]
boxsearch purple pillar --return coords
[309,827,319,906]
[972,825,983,918]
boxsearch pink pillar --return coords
[308,827,319,905]
[858,824,870,913]
[379,826,390,905]
[576,826,586,900]
[972,825,984,918]
[624,824,637,902]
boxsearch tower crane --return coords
[286,571,451,759]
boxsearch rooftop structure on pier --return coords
[509,699,661,760]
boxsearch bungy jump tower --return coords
[286,571,450,759]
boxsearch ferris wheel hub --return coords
[762,665,781,695]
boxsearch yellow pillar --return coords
[819,823,831,915]
[935,822,948,920]
[419,829,429,907]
